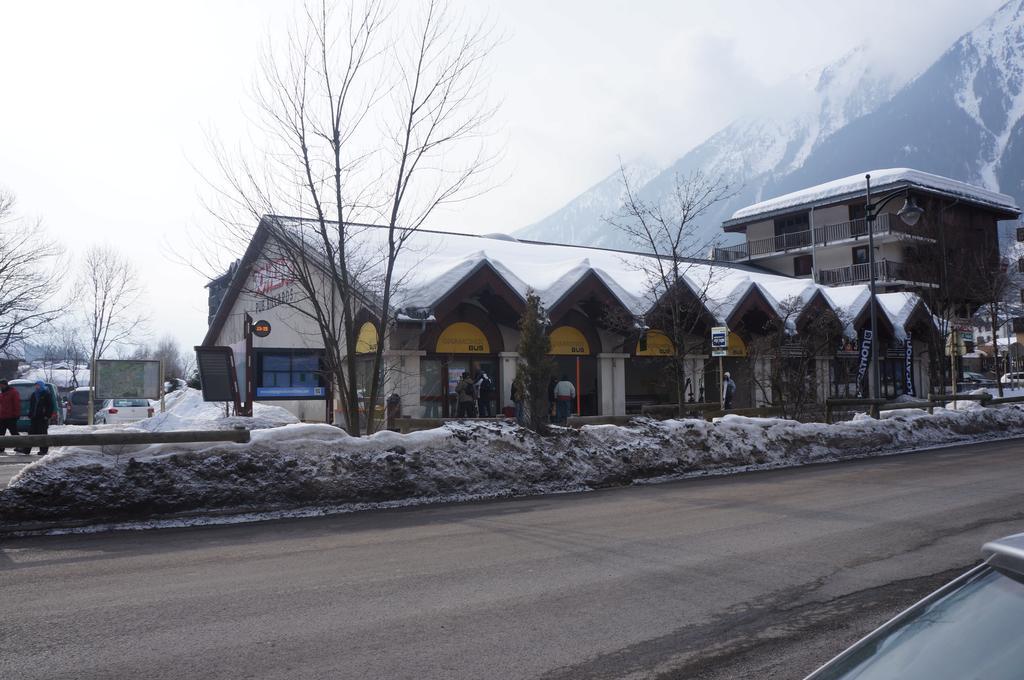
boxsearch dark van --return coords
[8,380,65,431]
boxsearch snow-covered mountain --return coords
[516,0,1024,251]
[777,0,1024,201]
[515,160,660,245]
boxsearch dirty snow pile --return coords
[3,403,1024,524]
[137,387,298,432]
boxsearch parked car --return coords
[94,398,155,424]
[959,371,996,390]
[8,379,64,431]
[1000,371,1024,385]
[65,386,93,425]
[804,531,1024,679]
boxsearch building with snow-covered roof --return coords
[204,216,944,424]
[714,168,1020,293]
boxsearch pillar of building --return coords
[597,353,629,415]
[382,350,426,418]
[498,352,520,412]
[816,356,831,403]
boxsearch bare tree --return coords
[745,297,845,420]
[79,245,148,423]
[605,165,733,413]
[79,245,148,365]
[0,191,66,358]
[969,236,1024,396]
[40,324,88,388]
[201,0,498,435]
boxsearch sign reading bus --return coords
[436,322,490,354]
[548,326,590,356]
[711,326,728,357]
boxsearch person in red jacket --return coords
[0,379,21,453]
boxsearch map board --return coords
[194,346,240,403]
[94,359,162,400]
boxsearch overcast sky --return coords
[0,0,1006,352]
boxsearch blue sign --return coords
[256,386,325,398]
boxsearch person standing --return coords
[553,374,576,425]
[0,379,21,454]
[456,372,475,418]
[26,381,54,455]
[722,371,736,410]
[511,374,526,426]
[476,371,494,418]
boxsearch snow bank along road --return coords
[4,396,1024,525]
[3,438,1023,680]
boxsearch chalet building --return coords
[714,168,1020,294]
[203,216,948,424]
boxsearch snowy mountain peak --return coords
[515,1,1024,253]
[950,0,1024,189]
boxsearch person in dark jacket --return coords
[722,372,736,410]
[455,373,476,418]
[0,379,21,453]
[475,371,494,417]
[26,381,54,455]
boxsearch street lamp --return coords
[864,174,926,401]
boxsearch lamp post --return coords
[863,174,925,401]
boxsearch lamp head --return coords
[897,194,924,226]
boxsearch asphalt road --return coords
[3,438,1024,680]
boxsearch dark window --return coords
[794,254,813,276]
[256,350,323,391]
[71,390,90,405]
[1018,257,1024,274]
[774,213,809,236]
[852,245,870,265]
[1017,226,1024,242]
[849,203,866,221]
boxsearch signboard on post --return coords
[93,360,162,400]
[194,346,241,405]
[711,326,728,357]
[252,320,272,338]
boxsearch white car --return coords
[94,399,154,424]
[999,371,1024,385]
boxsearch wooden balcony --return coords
[712,213,931,263]
[814,259,936,287]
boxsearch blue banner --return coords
[905,332,915,397]
[856,330,873,398]
[255,386,325,399]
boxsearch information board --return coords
[194,346,240,403]
[711,326,728,357]
[94,359,162,400]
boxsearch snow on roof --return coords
[877,292,921,341]
[264,217,930,334]
[727,168,1020,224]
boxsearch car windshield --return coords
[112,399,150,408]
[71,391,90,405]
[811,566,1024,679]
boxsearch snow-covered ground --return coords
[2,392,1024,526]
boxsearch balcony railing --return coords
[814,259,934,286]
[712,213,931,263]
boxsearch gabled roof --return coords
[203,215,938,346]
[723,168,1020,231]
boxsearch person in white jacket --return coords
[553,375,576,424]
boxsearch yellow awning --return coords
[549,326,590,356]
[436,322,490,354]
[636,330,675,356]
[355,322,378,354]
